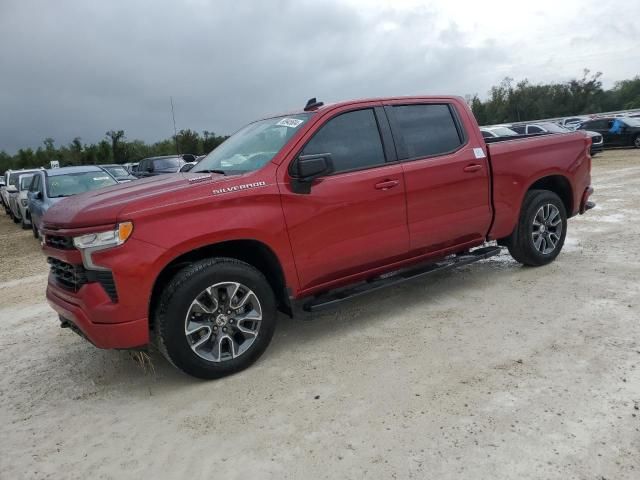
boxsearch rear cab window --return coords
[385,103,465,160]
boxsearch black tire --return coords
[32,222,39,239]
[505,189,567,266]
[153,257,277,379]
[12,212,20,223]
[633,134,640,149]
[20,216,29,230]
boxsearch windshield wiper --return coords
[195,169,226,175]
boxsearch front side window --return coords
[389,104,463,159]
[527,125,544,133]
[301,109,386,174]
[194,114,311,174]
[46,172,118,198]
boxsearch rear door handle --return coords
[463,164,482,173]
[375,179,400,190]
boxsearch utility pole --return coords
[170,96,180,154]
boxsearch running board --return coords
[303,246,502,312]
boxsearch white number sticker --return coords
[473,148,486,159]
[276,118,304,128]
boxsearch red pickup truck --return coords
[42,96,594,378]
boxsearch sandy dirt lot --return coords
[1,150,639,479]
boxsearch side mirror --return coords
[35,191,43,200]
[6,185,18,193]
[180,163,194,172]
[291,153,334,194]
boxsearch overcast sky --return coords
[1,0,638,153]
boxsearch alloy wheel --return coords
[531,203,563,254]
[184,282,262,362]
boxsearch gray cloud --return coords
[0,0,635,154]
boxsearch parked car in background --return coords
[124,162,139,174]
[557,116,590,130]
[0,175,7,212]
[28,166,119,237]
[479,126,519,138]
[100,164,137,183]
[4,169,40,220]
[509,122,604,155]
[577,117,640,149]
[9,173,35,229]
[135,155,187,177]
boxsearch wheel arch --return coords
[526,174,573,217]
[149,239,292,332]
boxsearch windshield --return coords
[622,118,640,127]
[46,171,118,198]
[19,175,34,190]
[104,166,130,178]
[537,123,568,133]
[9,171,36,187]
[490,127,518,136]
[154,158,182,170]
[193,114,311,174]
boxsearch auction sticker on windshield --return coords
[276,118,304,128]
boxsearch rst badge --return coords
[212,181,267,195]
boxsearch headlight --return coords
[73,222,134,250]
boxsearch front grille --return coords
[48,257,119,302]
[86,270,118,302]
[46,234,74,250]
[48,258,87,292]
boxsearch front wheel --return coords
[505,190,567,266]
[633,134,640,149]
[153,258,277,379]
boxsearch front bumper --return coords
[43,230,167,349]
[47,283,148,348]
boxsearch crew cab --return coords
[41,96,594,379]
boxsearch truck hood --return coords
[43,172,226,229]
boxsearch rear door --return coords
[279,106,409,291]
[384,101,492,254]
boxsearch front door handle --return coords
[463,164,482,173]
[375,179,400,190]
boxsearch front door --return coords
[279,107,410,291]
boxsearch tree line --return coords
[0,129,228,173]
[470,70,640,126]
[3,70,640,173]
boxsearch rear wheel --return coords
[505,190,567,266]
[153,258,277,379]
[32,222,39,239]
[633,134,640,149]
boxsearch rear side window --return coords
[528,125,544,133]
[388,104,463,159]
[301,109,386,174]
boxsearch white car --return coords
[4,169,39,223]
[479,126,519,139]
[15,173,35,229]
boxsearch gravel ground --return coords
[1,149,639,479]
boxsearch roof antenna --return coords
[304,97,324,111]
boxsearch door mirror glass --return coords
[35,191,43,200]
[180,163,194,172]
[291,154,334,194]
